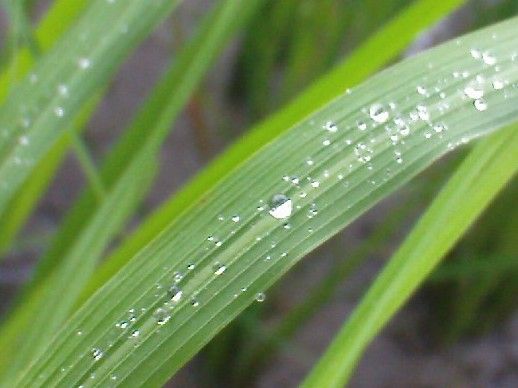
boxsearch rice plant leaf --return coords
[84,0,466,297]
[0,0,89,101]
[0,0,262,381]
[0,0,182,217]
[302,123,518,388]
[0,0,93,254]
[15,17,518,388]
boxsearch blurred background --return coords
[0,0,517,386]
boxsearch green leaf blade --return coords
[15,17,518,388]
[302,123,518,388]
[0,0,182,215]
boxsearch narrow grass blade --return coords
[15,18,518,388]
[302,124,518,388]
[0,0,104,255]
[0,0,182,216]
[84,0,466,298]
[0,0,89,101]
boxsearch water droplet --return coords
[322,139,331,146]
[470,48,481,59]
[255,292,266,302]
[92,348,103,361]
[310,180,320,188]
[482,51,496,65]
[473,98,487,111]
[57,84,69,97]
[307,203,318,218]
[354,142,373,163]
[492,79,504,90]
[323,121,337,133]
[416,85,427,95]
[187,263,195,270]
[19,136,29,146]
[268,194,292,220]
[356,120,367,131]
[169,286,183,303]
[213,263,227,276]
[173,271,183,283]
[78,57,91,69]
[117,321,129,329]
[191,298,199,307]
[416,104,429,121]
[54,107,65,117]
[369,103,389,124]
[130,330,140,338]
[231,215,240,223]
[153,308,170,325]
[464,84,484,99]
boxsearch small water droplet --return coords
[57,84,69,97]
[268,194,293,220]
[54,107,65,117]
[153,308,170,325]
[130,330,140,338]
[464,84,484,99]
[482,51,496,65]
[323,121,337,133]
[92,348,103,361]
[117,321,129,329]
[470,48,481,59]
[473,98,487,111]
[369,103,389,124]
[356,120,367,131]
[78,57,91,69]
[416,104,429,121]
[322,139,331,146]
[231,215,240,223]
[491,79,504,90]
[213,263,227,276]
[416,85,427,95]
[169,286,183,303]
[19,136,29,146]
[255,292,266,302]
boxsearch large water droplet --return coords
[268,194,293,220]
[369,103,389,123]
